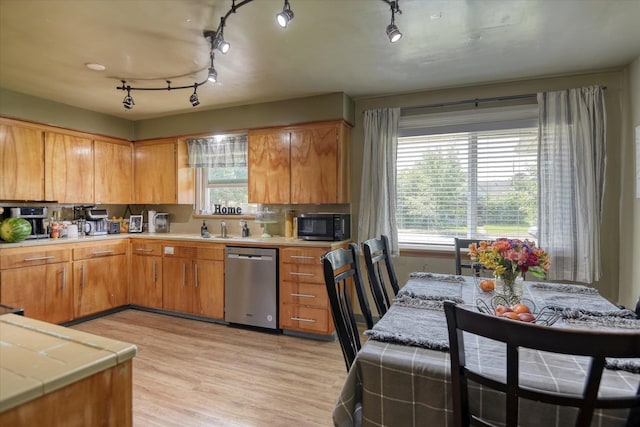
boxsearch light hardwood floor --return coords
[72,309,347,426]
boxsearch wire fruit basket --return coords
[476,298,562,326]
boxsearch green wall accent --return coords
[0,88,134,140]
[133,92,355,140]
[0,89,354,141]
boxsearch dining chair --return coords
[443,301,640,427]
[323,243,374,371]
[454,238,482,276]
[362,235,400,318]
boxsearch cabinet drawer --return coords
[280,262,324,284]
[162,245,197,258]
[198,246,224,261]
[131,241,163,256]
[1,246,71,269]
[73,240,128,260]
[281,247,328,265]
[280,281,328,308]
[279,304,331,334]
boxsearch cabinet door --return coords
[192,259,224,318]
[0,122,44,201]
[290,124,338,204]
[1,267,46,320]
[95,139,133,204]
[45,132,94,203]
[74,255,128,317]
[162,257,192,313]
[44,262,73,323]
[134,140,176,204]
[130,254,162,308]
[248,129,291,203]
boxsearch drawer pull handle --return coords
[289,272,315,277]
[24,256,55,261]
[195,264,199,288]
[291,293,315,298]
[291,317,316,323]
[290,255,315,260]
[136,248,154,252]
[91,250,114,256]
[61,266,66,291]
[81,264,85,288]
[152,260,157,282]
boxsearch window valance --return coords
[186,134,248,168]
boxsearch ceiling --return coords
[1,0,639,121]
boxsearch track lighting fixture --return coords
[190,85,200,107]
[276,0,294,28]
[212,18,230,54]
[208,66,217,83]
[122,87,134,109]
[382,0,403,43]
[115,0,406,109]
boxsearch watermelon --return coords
[0,218,32,243]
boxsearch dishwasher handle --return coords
[227,253,273,261]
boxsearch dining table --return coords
[332,273,640,427]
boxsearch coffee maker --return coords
[8,207,49,239]
[84,208,109,236]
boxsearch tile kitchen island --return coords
[0,313,137,426]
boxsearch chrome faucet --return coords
[220,220,227,238]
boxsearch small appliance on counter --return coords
[154,213,170,233]
[84,208,109,236]
[296,213,350,241]
[8,207,49,239]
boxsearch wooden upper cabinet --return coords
[0,120,45,201]
[291,122,350,204]
[134,138,193,204]
[248,120,351,204]
[94,139,133,204]
[45,131,94,203]
[248,128,291,204]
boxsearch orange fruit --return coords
[494,305,512,316]
[511,303,531,314]
[479,279,495,292]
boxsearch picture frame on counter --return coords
[129,215,143,233]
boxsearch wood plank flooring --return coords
[72,309,347,426]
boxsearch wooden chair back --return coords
[443,301,640,427]
[323,243,373,371]
[454,238,482,276]
[362,235,400,318]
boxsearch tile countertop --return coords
[0,232,351,249]
[0,314,137,413]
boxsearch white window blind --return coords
[396,105,539,246]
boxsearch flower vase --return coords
[494,273,524,306]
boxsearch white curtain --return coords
[186,135,247,167]
[358,108,400,254]
[538,86,606,283]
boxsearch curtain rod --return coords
[400,86,607,114]
[400,93,537,113]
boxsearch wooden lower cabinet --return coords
[279,246,335,335]
[130,240,163,308]
[73,241,129,318]
[0,245,73,323]
[162,243,224,319]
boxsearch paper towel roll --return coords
[148,211,156,233]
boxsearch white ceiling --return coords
[1,0,639,121]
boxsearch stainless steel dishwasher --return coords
[225,246,278,330]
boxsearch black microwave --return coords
[296,213,350,241]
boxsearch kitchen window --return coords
[396,105,539,246]
[187,133,256,214]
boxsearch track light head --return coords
[189,90,200,107]
[384,0,402,43]
[207,66,217,83]
[386,23,402,43]
[276,0,294,28]
[122,87,134,109]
